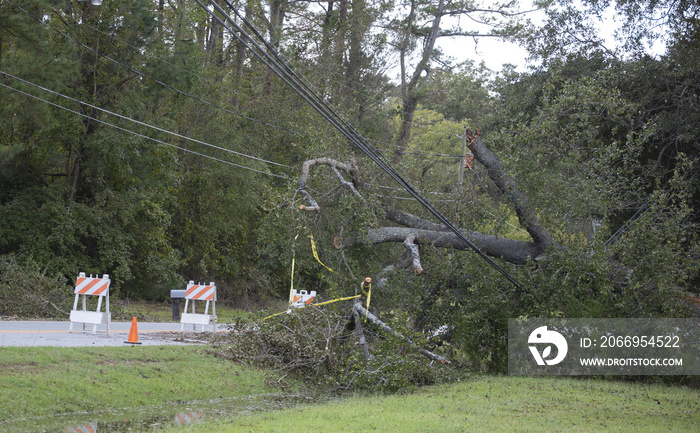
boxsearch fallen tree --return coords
[221,296,458,392]
[298,129,558,273]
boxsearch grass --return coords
[0,344,697,432]
[0,346,286,427]
[114,300,251,323]
[168,376,699,433]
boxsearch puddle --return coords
[2,393,320,432]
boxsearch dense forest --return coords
[1,0,698,371]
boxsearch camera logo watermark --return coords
[528,326,568,366]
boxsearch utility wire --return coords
[0,70,293,170]
[204,0,522,289]
[0,81,291,180]
[33,0,465,160]
[6,0,296,134]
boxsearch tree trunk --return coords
[393,0,444,163]
[300,131,555,267]
[466,129,558,253]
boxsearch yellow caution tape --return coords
[309,234,336,273]
[360,278,372,317]
[262,294,361,321]
[288,233,299,306]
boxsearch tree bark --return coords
[403,233,423,274]
[340,225,542,265]
[466,129,558,253]
[300,133,555,266]
[298,158,360,211]
[352,304,372,360]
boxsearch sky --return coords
[439,34,533,73]
[435,2,667,74]
[435,1,545,73]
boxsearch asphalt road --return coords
[0,320,222,347]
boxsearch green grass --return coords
[167,376,700,433]
[0,346,281,422]
[115,300,251,323]
[1,345,697,432]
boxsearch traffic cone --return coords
[125,317,142,345]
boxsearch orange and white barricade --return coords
[175,411,204,425]
[69,272,111,335]
[291,289,316,309]
[63,422,96,433]
[180,281,216,332]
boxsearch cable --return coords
[6,0,296,134]
[396,150,463,158]
[0,81,292,180]
[0,70,293,170]
[203,0,522,289]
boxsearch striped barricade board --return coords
[291,289,316,308]
[69,273,111,335]
[180,281,217,332]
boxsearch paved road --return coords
[0,320,224,347]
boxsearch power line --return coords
[397,150,463,158]
[0,80,292,180]
[202,0,522,289]
[0,70,293,170]
[33,0,296,123]
[6,0,296,134]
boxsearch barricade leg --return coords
[93,296,103,335]
[180,299,189,332]
[191,300,198,331]
[82,295,87,332]
[212,300,217,332]
[69,294,79,333]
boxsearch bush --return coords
[0,254,73,318]
[218,305,463,394]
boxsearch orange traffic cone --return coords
[125,317,142,345]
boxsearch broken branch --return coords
[403,233,423,275]
[353,300,449,364]
[298,158,360,211]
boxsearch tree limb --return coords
[353,300,449,364]
[352,307,373,361]
[466,129,558,254]
[340,226,540,265]
[403,233,423,275]
[298,158,360,211]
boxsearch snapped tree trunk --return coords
[298,130,557,271]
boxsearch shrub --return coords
[0,254,73,318]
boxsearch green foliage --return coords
[419,63,496,124]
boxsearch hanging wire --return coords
[0,70,294,170]
[6,0,297,134]
[201,0,522,289]
[0,80,292,180]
